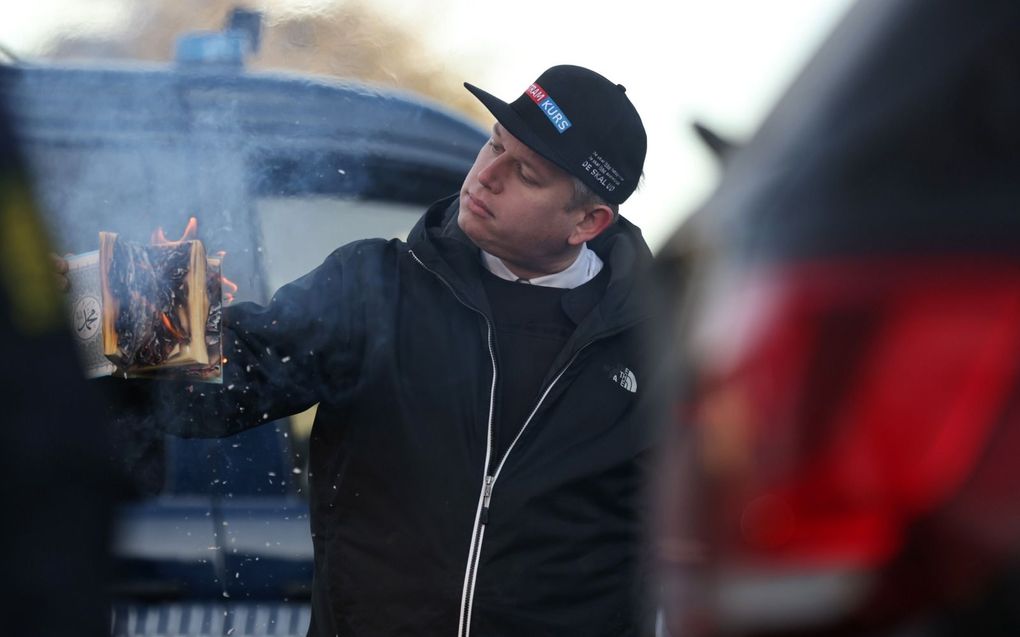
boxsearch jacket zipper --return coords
[409,251,497,637]
[489,342,593,489]
[410,250,596,636]
[461,344,594,637]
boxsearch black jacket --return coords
[176,195,660,636]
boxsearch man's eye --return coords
[518,167,536,185]
[488,141,504,153]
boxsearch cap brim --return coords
[463,82,573,177]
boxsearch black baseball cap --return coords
[464,65,647,205]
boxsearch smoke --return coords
[1,6,484,508]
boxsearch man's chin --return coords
[456,209,482,245]
[459,208,489,248]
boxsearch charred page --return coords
[97,232,222,382]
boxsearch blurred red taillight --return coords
[688,258,1020,569]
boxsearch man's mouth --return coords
[464,191,494,218]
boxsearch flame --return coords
[160,312,186,340]
[150,217,238,303]
[221,275,238,304]
[152,216,199,246]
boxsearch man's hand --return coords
[51,253,70,292]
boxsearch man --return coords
[137,65,655,635]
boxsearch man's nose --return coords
[478,156,505,194]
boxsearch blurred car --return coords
[1,13,486,637]
[655,0,1020,635]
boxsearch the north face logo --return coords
[609,366,637,393]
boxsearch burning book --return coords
[68,227,224,382]
[100,230,211,369]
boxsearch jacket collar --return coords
[408,194,654,335]
[480,246,603,288]
[407,195,492,313]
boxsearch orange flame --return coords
[150,217,238,303]
[221,275,238,304]
[160,312,186,340]
[152,216,199,246]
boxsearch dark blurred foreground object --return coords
[655,0,1020,635]
[0,103,117,635]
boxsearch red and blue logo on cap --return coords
[526,83,572,134]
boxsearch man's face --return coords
[457,123,585,278]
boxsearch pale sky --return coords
[1,0,855,250]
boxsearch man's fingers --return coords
[50,253,70,292]
[54,272,70,292]
[50,252,69,274]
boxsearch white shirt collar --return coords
[481,245,603,289]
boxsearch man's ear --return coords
[568,204,615,246]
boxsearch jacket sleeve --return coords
[166,246,364,438]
